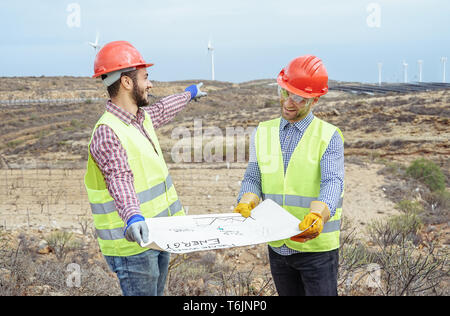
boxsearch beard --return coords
[132,81,150,108]
[281,98,314,122]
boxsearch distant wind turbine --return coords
[207,38,215,81]
[417,60,423,83]
[441,57,447,83]
[402,60,408,83]
[88,32,101,53]
[377,62,383,86]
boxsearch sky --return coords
[0,0,449,83]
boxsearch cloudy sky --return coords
[1,0,449,83]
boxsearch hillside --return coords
[0,77,448,171]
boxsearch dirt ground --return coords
[0,160,409,295]
[0,77,448,296]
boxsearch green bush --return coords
[367,200,423,247]
[406,158,446,192]
[395,200,424,214]
[45,231,80,261]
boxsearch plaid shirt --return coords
[238,112,345,255]
[90,92,191,224]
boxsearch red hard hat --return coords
[93,41,154,78]
[277,55,329,98]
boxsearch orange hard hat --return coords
[277,55,329,98]
[93,41,154,78]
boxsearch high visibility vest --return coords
[256,117,344,252]
[85,111,185,257]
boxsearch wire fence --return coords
[0,98,104,106]
[0,168,91,231]
[0,164,246,233]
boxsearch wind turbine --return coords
[441,57,447,83]
[402,60,408,83]
[88,31,101,54]
[377,62,383,86]
[417,60,423,83]
[207,38,215,81]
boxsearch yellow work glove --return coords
[234,193,260,218]
[291,201,331,243]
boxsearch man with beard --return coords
[84,41,206,296]
[234,55,344,296]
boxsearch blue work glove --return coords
[185,83,207,101]
[124,215,149,245]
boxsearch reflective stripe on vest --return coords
[90,175,174,215]
[262,193,343,234]
[263,193,343,210]
[96,199,184,241]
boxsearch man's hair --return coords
[102,69,139,98]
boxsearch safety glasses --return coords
[278,86,306,103]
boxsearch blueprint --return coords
[140,199,302,254]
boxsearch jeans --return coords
[104,249,170,296]
[268,246,339,296]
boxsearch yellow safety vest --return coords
[85,111,185,257]
[256,117,344,252]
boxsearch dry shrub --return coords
[365,215,447,295]
[166,251,276,296]
[422,190,450,225]
[0,237,36,295]
[338,214,448,296]
[373,242,448,296]
[0,232,121,296]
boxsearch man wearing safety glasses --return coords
[234,55,345,296]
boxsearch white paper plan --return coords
[140,199,303,254]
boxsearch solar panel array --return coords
[329,82,450,95]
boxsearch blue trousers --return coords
[268,246,339,296]
[104,249,170,296]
